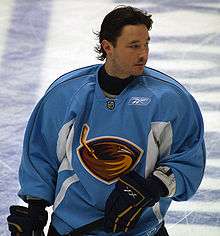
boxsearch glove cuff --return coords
[28,199,47,211]
[153,166,176,197]
[28,199,48,229]
[119,171,168,204]
[145,174,169,199]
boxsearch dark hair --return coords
[94,6,153,61]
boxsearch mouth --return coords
[134,64,145,67]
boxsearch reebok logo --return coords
[128,97,151,106]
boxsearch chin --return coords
[132,69,144,76]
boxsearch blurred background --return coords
[0,0,219,235]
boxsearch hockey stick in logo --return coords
[80,125,98,160]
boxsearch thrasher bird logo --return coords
[77,124,143,184]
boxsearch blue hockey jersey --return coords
[18,64,206,235]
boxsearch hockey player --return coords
[7,6,206,236]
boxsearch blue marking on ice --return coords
[0,1,52,234]
[166,211,220,227]
[193,190,220,202]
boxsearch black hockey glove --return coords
[104,171,168,233]
[7,200,48,236]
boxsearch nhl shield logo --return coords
[106,100,115,110]
[77,124,143,184]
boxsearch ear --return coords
[101,40,113,57]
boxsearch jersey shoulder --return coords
[45,64,101,95]
[142,67,189,95]
[141,67,197,114]
[35,64,101,117]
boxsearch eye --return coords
[129,44,140,49]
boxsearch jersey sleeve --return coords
[153,89,206,201]
[18,90,70,205]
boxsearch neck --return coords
[104,61,130,79]
[98,65,134,95]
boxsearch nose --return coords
[139,47,148,61]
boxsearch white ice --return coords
[1,0,220,235]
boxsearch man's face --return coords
[103,24,150,78]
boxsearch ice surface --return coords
[0,0,219,235]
